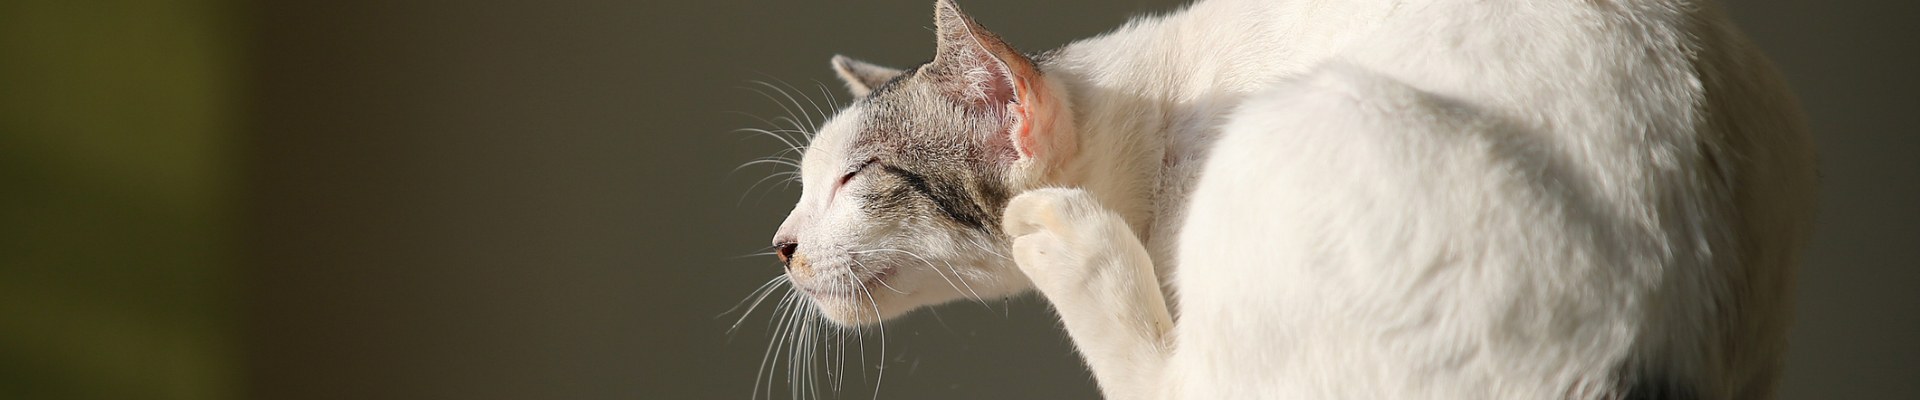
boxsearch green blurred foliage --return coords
[0,0,238,399]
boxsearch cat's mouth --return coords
[795,265,897,299]
[795,262,907,326]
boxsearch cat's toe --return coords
[1003,187,1101,238]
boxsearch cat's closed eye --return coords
[838,159,876,187]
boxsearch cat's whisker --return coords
[806,310,822,400]
[961,234,1013,261]
[787,300,812,400]
[758,83,826,144]
[720,148,799,182]
[730,127,807,155]
[823,307,838,397]
[813,83,843,140]
[848,257,909,295]
[739,171,803,206]
[740,95,811,140]
[726,111,814,148]
[750,140,808,163]
[738,139,805,166]
[772,76,843,134]
[731,164,797,195]
[863,247,992,308]
[850,248,964,298]
[745,81,820,134]
[727,244,784,261]
[729,125,810,137]
[748,172,806,206]
[812,80,842,119]
[735,157,802,172]
[779,299,802,400]
[726,119,813,210]
[768,115,815,140]
[761,146,805,163]
[731,252,778,260]
[765,77,835,134]
[831,329,844,396]
[825,283,852,398]
[845,293,872,394]
[793,308,813,400]
[808,309,823,400]
[831,321,851,396]
[746,114,815,164]
[754,290,801,400]
[851,271,888,400]
[726,275,791,336]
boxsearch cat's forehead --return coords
[803,105,868,168]
[810,85,969,163]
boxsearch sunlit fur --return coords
[754,0,1815,399]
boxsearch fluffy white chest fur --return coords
[768,0,1816,399]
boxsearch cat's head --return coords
[769,0,1076,326]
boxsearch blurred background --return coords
[1,0,1915,399]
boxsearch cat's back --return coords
[1166,0,1812,398]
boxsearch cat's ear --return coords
[926,0,1065,162]
[830,55,903,97]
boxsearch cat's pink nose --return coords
[774,241,799,265]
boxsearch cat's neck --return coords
[1032,61,1170,243]
[1035,0,1402,266]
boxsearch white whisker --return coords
[750,80,821,135]
[855,247,992,308]
[730,126,807,155]
[739,171,802,206]
[852,271,888,400]
[725,275,791,335]
[731,251,779,260]
[726,111,813,148]
[770,78,834,134]
[754,291,800,400]
[848,257,909,295]
[735,157,802,172]
[744,81,818,134]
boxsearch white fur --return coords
[1004,0,1815,399]
[780,0,1814,398]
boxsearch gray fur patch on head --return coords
[827,0,1045,235]
[842,71,1018,234]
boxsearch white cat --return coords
[767,0,1815,398]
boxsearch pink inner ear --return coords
[967,54,1018,109]
[1008,77,1039,159]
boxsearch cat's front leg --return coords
[1004,188,1174,400]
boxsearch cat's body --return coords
[768,0,1814,398]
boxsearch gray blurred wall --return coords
[240,0,1919,399]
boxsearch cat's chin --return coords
[803,277,1031,327]
[804,291,912,327]
[790,265,912,326]
[800,271,983,326]
[792,257,1032,327]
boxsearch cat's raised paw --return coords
[1002,188,1141,295]
[1004,188,1108,239]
